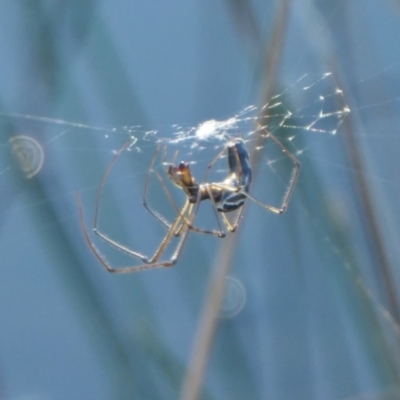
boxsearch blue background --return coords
[0,1,400,399]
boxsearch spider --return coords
[76,125,300,273]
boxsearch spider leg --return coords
[201,184,227,237]
[142,143,173,230]
[78,192,158,271]
[93,140,131,229]
[218,204,245,233]
[173,203,193,237]
[221,208,244,232]
[77,192,194,272]
[256,123,300,213]
[233,142,243,193]
[146,189,203,265]
[89,139,157,253]
[147,199,191,262]
[152,169,190,236]
[203,145,228,182]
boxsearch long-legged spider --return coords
[76,125,300,273]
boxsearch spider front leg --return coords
[142,143,175,231]
[88,140,152,256]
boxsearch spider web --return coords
[0,71,350,251]
[0,71,349,196]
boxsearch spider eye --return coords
[178,162,188,171]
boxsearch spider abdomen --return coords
[216,191,246,212]
[215,139,252,213]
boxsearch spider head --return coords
[167,162,199,202]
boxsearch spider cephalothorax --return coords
[167,162,199,203]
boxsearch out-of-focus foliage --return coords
[0,1,400,399]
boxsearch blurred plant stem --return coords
[180,1,292,398]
